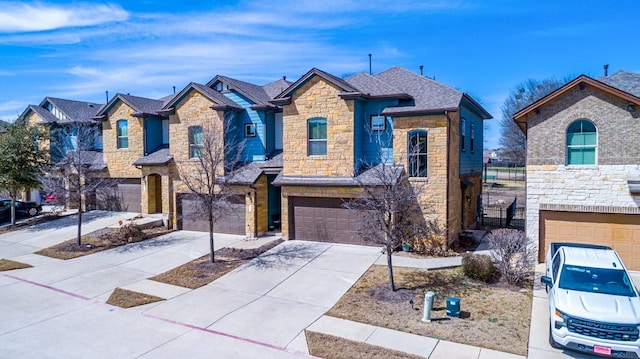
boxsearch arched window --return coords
[116,120,128,149]
[566,119,597,165]
[188,126,203,158]
[408,130,428,177]
[307,118,327,155]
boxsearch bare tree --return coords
[177,114,244,263]
[344,131,438,291]
[499,78,567,165]
[0,120,48,224]
[44,120,108,245]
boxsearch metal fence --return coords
[482,198,524,229]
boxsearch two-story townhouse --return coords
[271,67,491,246]
[513,71,640,270]
[18,97,105,204]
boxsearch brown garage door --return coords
[177,194,246,235]
[94,178,142,212]
[290,197,376,246]
[540,211,640,270]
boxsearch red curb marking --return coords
[3,274,314,358]
[5,274,92,301]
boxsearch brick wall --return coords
[282,76,355,176]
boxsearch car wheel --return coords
[28,207,38,217]
[549,324,562,349]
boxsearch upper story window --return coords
[408,130,428,177]
[162,119,169,145]
[189,126,203,158]
[117,120,128,149]
[470,122,475,153]
[245,123,256,137]
[370,115,386,131]
[308,118,327,156]
[566,119,597,165]
[460,118,466,152]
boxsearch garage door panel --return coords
[540,211,640,271]
[178,194,245,235]
[291,197,377,246]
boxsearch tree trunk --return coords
[386,243,396,291]
[209,211,215,263]
[76,192,82,245]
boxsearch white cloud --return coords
[0,2,129,33]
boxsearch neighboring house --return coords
[0,119,8,133]
[513,71,640,270]
[18,97,105,204]
[271,67,491,245]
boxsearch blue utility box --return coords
[446,297,460,317]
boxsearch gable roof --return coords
[161,82,241,113]
[21,104,59,123]
[262,78,292,100]
[207,75,272,104]
[343,72,412,99]
[513,73,640,128]
[39,97,102,124]
[94,93,166,119]
[272,68,361,104]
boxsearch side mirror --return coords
[541,276,553,287]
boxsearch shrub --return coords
[487,228,535,286]
[462,253,496,282]
[117,223,144,243]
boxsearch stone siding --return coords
[526,164,640,248]
[282,76,355,176]
[102,102,143,178]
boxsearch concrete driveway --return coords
[0,213,382,358]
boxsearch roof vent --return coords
[604,64,609,77]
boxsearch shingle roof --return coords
[208,75,272,105]
[273,68,360,102]
[0,119,9,132]
[262,79,293,100]
[343,72,409,98]
[42,97,103,123]
[119,94,165,115]
[58,150,106,171]
[272,163,403,187]
[374,67,463,115]
[25,105,59,123]
[132,148,173,166]
[598,71,640,98]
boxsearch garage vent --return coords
[629,180,640,195]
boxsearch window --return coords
[460,118,466,151]
[370,115,386,131]
[308,118,327,155]
[245,123,256,137]
[566,119,596,165]
[189,126,203,158]
[408,130,428,177]
[117,120,128,149]
[470,122,475,153]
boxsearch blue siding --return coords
[223,92,266,162]
[357,99,396,168]
[144,118,163,154]
[265,111,275,155]
[459,101,485,174]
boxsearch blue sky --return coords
[1,1,639,148]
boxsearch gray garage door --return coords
[178,194,246,235]
[290,197,375,246]
[94,178,142,212]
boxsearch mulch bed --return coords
[305,331,423,359]
[35,226,173,260]
[150,239,283,289]
[0,259,33,271]
[106,288,165,308]
[327,265,532,356]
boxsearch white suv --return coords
[541,243,640,358]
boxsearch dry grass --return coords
[305,331,423,359]
[150,239,283,289]
[35,226,173,260]
[106,288,164,308]
[327,265,532,356]
[0,259,32,271]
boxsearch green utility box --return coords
[446,297,460,317]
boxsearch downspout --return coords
[444,110,451,249]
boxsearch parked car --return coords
[541,242,640,358]
[0,199,42,219]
